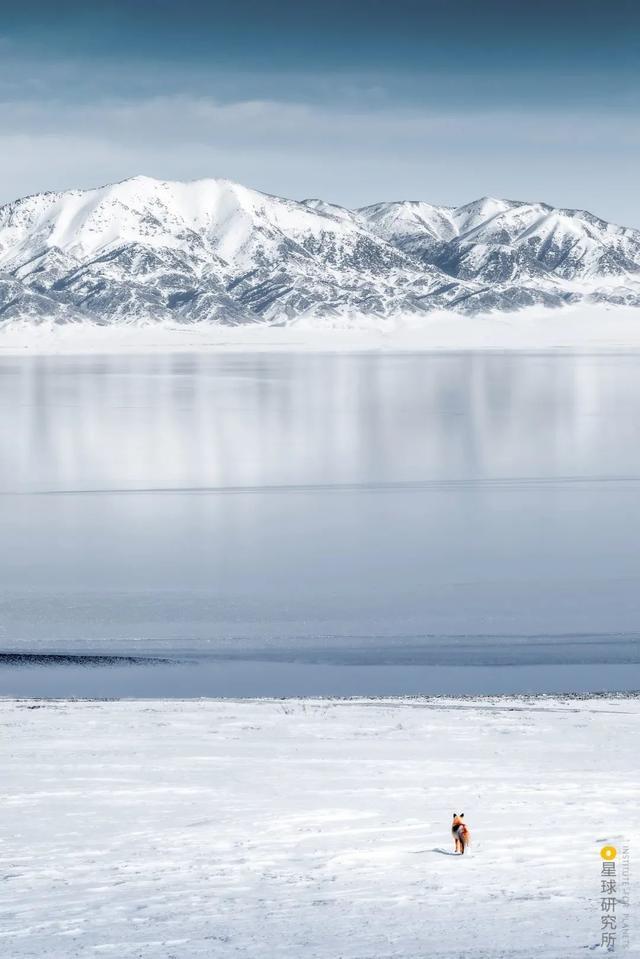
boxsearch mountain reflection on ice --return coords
[1,351,640,692]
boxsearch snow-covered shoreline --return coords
[2,304,640,355]
[2,695,637,957]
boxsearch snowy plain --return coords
[1,695,637,958]
[2,304,640,355]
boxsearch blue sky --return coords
[1,0,639,223]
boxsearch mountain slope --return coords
[357,196,640,285]
[1,176,639,327]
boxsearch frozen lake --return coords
[1,350,640,695]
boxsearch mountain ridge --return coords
[1,175,640,326]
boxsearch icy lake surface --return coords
[1,350,640,695]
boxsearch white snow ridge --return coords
[2,175,640,328]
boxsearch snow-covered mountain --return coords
[1,175,640,326]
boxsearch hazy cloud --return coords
[1,93,639,226]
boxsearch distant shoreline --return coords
[2,305,640,355]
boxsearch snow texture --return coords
[2,696,637,958]
[2,175,640,329]
[2,303,640,354]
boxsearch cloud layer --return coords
[1,90,639,226]
[1,4,639,226]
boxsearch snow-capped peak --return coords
[1,176,640,328]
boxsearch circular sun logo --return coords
[600,845,617,861]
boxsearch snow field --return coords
[2,303,640,354]
[1,696,638,957]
